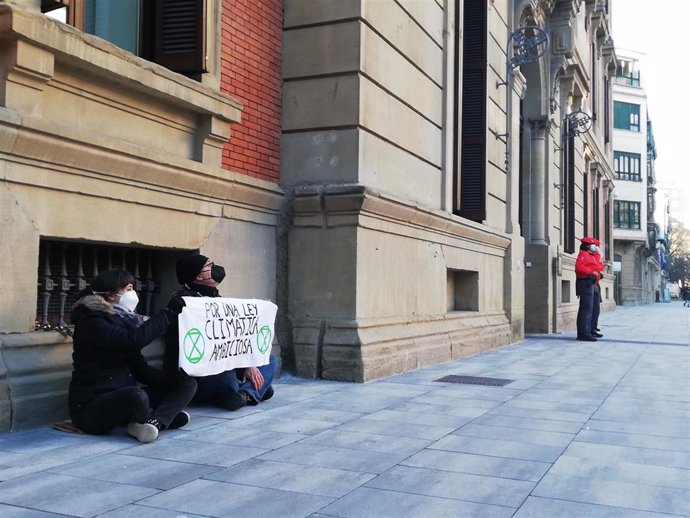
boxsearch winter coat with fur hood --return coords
[68,294,172,413]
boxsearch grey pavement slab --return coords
[297,428,432,455]
[317,486,515,518]
[335,417,456,440]
[563,440,690,469]
[549,454,690,490]
[401,448,550,481]
[0,505,67,518]
[365,464,535,507]
[97,505,210,518]
[514,496,680,518]
[117,438,268,467]
[429,434,566,462]
[257,443,409,474]
[47,452,222,490]
[0,303,688,517]
[585,417,690,438]
[451,422,575,447]
[472,413,585,433]
[533,473,690,515]
[171,422,307,449]
[138,478,333,517]
[574,428,690,451]
[358,408,472,428]
[0,472,158,517]
[205,459,375,497]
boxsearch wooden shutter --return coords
[41,0,67,12]
[152,0,206,76]
[456,0,487,222]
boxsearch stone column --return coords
[525,116,549,245]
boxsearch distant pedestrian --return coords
[683,287,690,307]
[575,237,601,342]
[590,239,605,338]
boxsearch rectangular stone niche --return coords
[447,269,479,312]
[561,280,571,303]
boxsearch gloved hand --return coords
[166,294,186,316]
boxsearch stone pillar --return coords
[503,71,526,340]
[525,116,549,245]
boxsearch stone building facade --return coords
[0,0,618,430]
[517,0,616,332]
[0,0,283,430]
[611,50,660,305]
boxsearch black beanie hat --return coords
[176,254,208,285]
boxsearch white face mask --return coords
[589,244,598,252]
[117,290,139,312]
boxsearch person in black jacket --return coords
[163,254,277,411]
[68,269,196,443]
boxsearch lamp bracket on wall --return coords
[566,110,593,137]
[491,130,508,143]
[496,26,549,88]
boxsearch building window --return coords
[614,101,640,131]
[454,0,487,222]
[41,0,207,78]
[613,200,641,229]
[613,151,642,181]
[615,59,641,86]
[35,239,166,330]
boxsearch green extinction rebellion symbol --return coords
[183,328,205,364]
[256,325,272,354]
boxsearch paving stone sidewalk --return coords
[1,303,688,517]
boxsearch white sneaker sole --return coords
[127,422,159,443]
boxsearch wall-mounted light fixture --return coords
[566,110,593,137]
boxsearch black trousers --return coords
[72,377,197,435]
[576,277,595,338]
[591,284,601,332]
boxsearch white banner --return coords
[178,297,277,376]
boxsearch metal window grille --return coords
[36,240,162,330]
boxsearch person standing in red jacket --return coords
[575,237,602,341]
[590,239,605,338]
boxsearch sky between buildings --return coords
[611,0,690,227]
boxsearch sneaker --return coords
[216,391,247,411]
[168,411,190,430]
[576,336,597,342]
[261,386,274,402]
[127,420,159,443]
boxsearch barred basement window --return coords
[36,240,163,330]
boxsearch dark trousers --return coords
[591,284,601,332]
[192,355,278,406]
[576,277,595,338]
[72,377,197,434]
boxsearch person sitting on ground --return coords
[163,254,277,411]
[68,269,196,443]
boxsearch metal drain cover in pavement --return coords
[434,375,514,387]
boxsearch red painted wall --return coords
[220,0,282,182]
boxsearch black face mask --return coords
[211,265,226,284]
